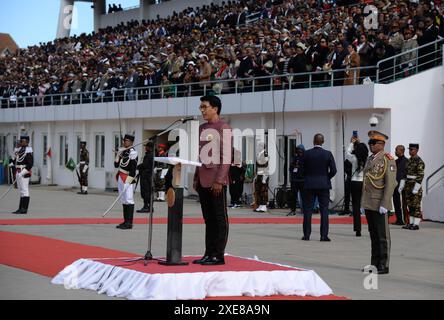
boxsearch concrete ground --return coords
[0,185,443,300]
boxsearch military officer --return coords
[154,143,169,201]
[77,141,89,195]
[399,143,425,230]
[12,136,34,214]
[361,131,397,274]
[114,134,138,230]
[254,143,269,213]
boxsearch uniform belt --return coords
[406,175,417,179]
[80,161,86,164]
[16,165,26,169]
[119,168,129,175]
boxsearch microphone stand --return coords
[126,118,190,266]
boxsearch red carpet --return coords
[0,230,348,300]
[0,216,396,226]
[0,230,138,277]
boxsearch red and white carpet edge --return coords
[51,254,333,300]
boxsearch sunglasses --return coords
[368,139,384,146]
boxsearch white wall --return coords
[374,66,444,183]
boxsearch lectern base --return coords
[158,260,189,266]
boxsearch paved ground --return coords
[1,185,443,300]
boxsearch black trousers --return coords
[365,210,391,268]
[197,186,229,259]
[350,181,363,232]
[229,181,243,205]
[303,189,330,239]
[139,175,152,206]
[392,184,407,223]
[290,181,304,211]
[343,178,351,214]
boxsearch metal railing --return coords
[376,38,443,83]
[1,39,442,109]
[426,164,444,194]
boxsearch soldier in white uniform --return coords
[12,136,34,214]
[114,134,138,230]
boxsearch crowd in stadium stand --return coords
[0,0,443,106]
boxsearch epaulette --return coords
[384,153,394,160]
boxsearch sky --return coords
[0,0,139,48]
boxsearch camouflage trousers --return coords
[79,165,88,187]
[254,175,269,206]
[405,182,422,218]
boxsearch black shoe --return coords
[136,207,150,213]
[116,222,126,229]
[320,237,331,242]
[356,231,361,237]
[287,211,296,216]
[192,255,210,264]
[12,197,24,213]
[409,225,419,230]
[402,224,412,229]
[301,236,310,241]
[116,223,132,230]
[200,256,225,265]
[377,266,389,274]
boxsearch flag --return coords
[46,148,52,181]
[65,158,76,172]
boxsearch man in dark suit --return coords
[302,134,337,241]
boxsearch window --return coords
[114,134,121,152]
[95,134,105,168]
[59,134,68,166]
[277,136,285,186]
[43,135,48,166]
[0,135,6,161]
[242,136,255,164]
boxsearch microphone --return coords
[180,116,198,123]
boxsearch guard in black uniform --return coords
[12,136,34,214]
[77,141,89,194]
[114,134,138,229]
[137,142,154,213]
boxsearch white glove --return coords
[160,169,169,179]
[398,179,405,193]
[262,175,268,184]
[360,208,365,215]
[412,183,421,194]
[379,206,388,215]
[115,148,124,162]
[76,163,80,169]
[8,163,14,167]
[19,169,29,177]
[125,176,134,184]
[82,165,88,173]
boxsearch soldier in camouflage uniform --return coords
[399,143,425,230]
[154,143,169,201]
[361,131,397,274]
[77,141,89,195]
[254,144,269,213]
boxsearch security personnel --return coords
[77,141,89,195]
[136,142,154,213]
[154,143,169,201]
[114,134,138,230]
[399,144,425,230]
[12,136,34,214]
[193,95,232,266]
[361,131,397,274]
[254,143,269,213]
